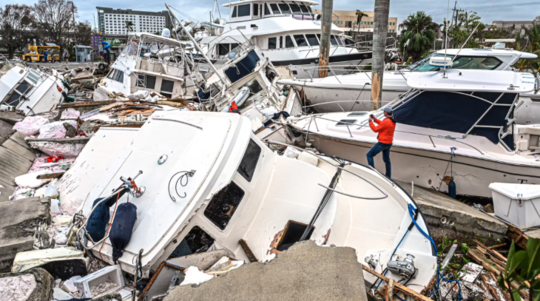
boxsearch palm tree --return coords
[515,22,540,75]
[398,11,438,61]
[371,0,390,109]
[125,20,134,41]
[354,10,368,38]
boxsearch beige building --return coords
[314,10,398,33]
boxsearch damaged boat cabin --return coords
[0,65,65,115]
[74,111,437,293]
[94,32,199,101]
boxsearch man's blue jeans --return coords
[366,142,392,178]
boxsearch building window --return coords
[268,37,277,49]
[204,181,245,230]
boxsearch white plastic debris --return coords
[284,146,301,159]
[14,171,51,189]
[205,256,244,276]
[13,116,49,136]
[61,108,81,120]
[61,276,82,296]
[54,287,74,300]
[74,265,124,298]
[127,90,150,100]
[38,120,77,139]
[180,266,215,286]
[459,263,484,283]
[50,198,61,216]
[35,184,59,198]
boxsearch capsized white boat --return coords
[69,111,436,293]
[287,69,540,198]
[0,65,65,115]
[279,48,540,124]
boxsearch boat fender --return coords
[86,198,110,242]
[109,202,137,263]
[298,151,319,167]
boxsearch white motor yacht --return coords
[0,65,65,115]
[62,111,436,295]
[287,69,540,198]
[279,48,540,123]
[194,0,371,79]
[94,32,200,101]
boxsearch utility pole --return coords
[371,0,390,109]
[318,0,333,78]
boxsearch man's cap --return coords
[383,106,393,114]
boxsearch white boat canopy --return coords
[128,32,192,47]
[407,69,536,93]
[223,0,318,7]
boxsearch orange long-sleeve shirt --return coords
[369,117,396,144]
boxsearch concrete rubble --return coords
[164,241,369,301]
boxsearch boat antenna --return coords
[452,0,497,62]
[443,0,450,78]
[165,3,227,85]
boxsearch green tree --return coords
[125,20,134,41]
[516,22,540,75]
[0,5,35,59]
[398,11,438,61]
[450,11,485,48]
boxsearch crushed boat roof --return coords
[407,69,536,93]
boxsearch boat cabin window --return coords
[238,4,251,17]
[169,226,215,258]
[279,3,291,14]
[286,36,295,48]
[218,44,229,56]
[231,6,237,18]
[294,34,308,47]
[289,3,301,14]
[161,80,174,98]
[270,3,281,14]
[264,3,271,15]
[276,220,314,251]
[253,3,259,16]
[268,37,277,49]
[330,35,339,46]
[305,34,319,46]
[410,54,502,71]
[204,181,245,230]
[111,70,124,83]
[299,3,309,14]
[136,74,156,89]
[3,80,33,108]
[237,139,262,182]
[335,36,343,46]
[336,119,357,126]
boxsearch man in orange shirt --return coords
[367,107,396,178]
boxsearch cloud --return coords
[1,0,538,27]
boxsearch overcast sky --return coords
[2,0,539,28]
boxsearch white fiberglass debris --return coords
[284,146,301,159]
[0,274,37,301]
[205,256,244,276]
[35,184,59,199]
[127,90,150,100]
[9,187,35,200]
[13,116,49,136]
[38,120,77,139]
[54,287,75,300]
[50,198,61,215]
[89,279,119,297]
[62,276,82,296]
[61,108,81,120]
[14,171,51,188]
[180,266,215,286]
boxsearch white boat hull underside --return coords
[301,132,540,198]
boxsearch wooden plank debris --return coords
[361,265,433,301]
[36,172,65,180]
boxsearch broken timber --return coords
[361,265,433,301]
[26,137,90,144]
[36,172,65,180]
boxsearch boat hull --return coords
[302,132,540,198]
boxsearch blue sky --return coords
[2,0,539,28]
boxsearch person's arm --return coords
[373,117,382,124]
[369,119,388,133]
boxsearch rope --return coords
[407,204,463,300]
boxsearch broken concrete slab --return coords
[164,241,368,301]
[396,181,508,244]
[0,131,35,202]
[0,197,51,272]
[2,139,36,162]
[0,119,14,145]
[0,267,54,301]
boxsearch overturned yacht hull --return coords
[68,111,436,294]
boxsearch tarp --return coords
[393,91,516,148]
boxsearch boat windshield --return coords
[122,42,138,56]
[407,54,455,71]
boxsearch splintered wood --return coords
[97,101,171,117]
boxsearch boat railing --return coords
[295,113,486,156]
[288,63,372,82]
[265,140,389,200]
